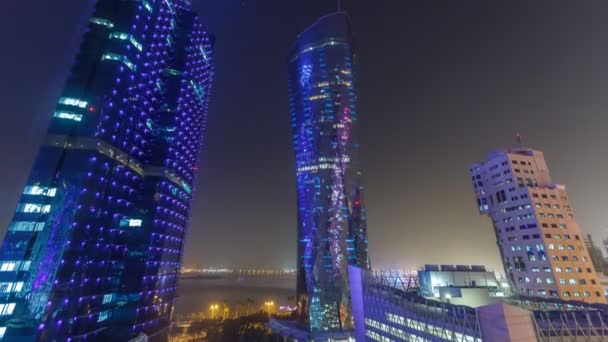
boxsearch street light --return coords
[264,301,274,317]
[209,304,219,319]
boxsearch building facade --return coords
[287,12,370,334]
[585,234,608,276]
[470,146,606,304]
[348,266,608,342]
[0,0,213,340]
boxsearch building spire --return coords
[516,132,523,147]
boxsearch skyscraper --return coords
[584,234,608,276]
[287,12,370,334]
[0,0,213,340]
[470,146,606,304]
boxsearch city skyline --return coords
[2,1,608,274]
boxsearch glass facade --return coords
[0,0,213,340]
[287,12,369,334]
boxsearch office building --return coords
[585,234,608,276]
[417,264,505,307]
[0,0,213,339]
[470,146,606,304]
[348,266,608,342]
[287,11,369,334]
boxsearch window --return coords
[101,53,137,71]
[555,267,562,273]
[569,279,577,285]
[53,111,83,122]
[573,291,580,297]
[561,256,568,261]
[559,279,566,285]
[23,186,57,197]
[546,278,554,284]
[8,221,44,232]
[102,294,114,304]
[543,267,551,272]
[97,310,110,322]
[0,303,15,316]
[565,267,572,273]
[90,17,114,29]
[584,291,590,297]
[109,32,143,51]
[579,279,587,285]
[563,291,571,297]
[16,204,51,214]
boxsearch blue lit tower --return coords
[0,0,213,340]
[287,12,369,333]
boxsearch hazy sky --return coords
[1,1,608,274]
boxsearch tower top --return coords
[516,132,523,147]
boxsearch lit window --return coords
[53,111,83,122]
[0,303,16,316]
[102,294,114,304]
[98,310,110,322]
[9,221,45,232]
[90,17,114,29]
[101,53,136,71]
[58,97,88,108]
[23,186,57,197]
[109,32,143,51]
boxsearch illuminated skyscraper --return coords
[287,12,370,334]
[0,0,213,340]
[470,146,606,304]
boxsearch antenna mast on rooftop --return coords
[516,132,523,147]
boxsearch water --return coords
[174,276,297,318]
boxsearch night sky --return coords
[1,1,608,274]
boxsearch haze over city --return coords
[1,0,608,274]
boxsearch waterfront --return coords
[174,275,296,319]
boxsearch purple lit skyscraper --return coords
[287,12,370,334]
[0,0,213,340]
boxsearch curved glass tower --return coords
[0,0,213,340]
[287,12,370,334]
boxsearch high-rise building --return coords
[584,234,608,276]
[0,0,213,340]
[470,146,606,304]
[287,12,370,334]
